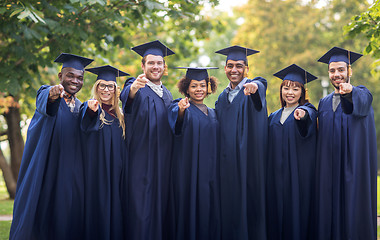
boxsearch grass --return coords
[0,172,13,240]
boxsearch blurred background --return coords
[0,0,379,238]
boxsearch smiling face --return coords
[141,54,165,83]
[224,60,248,89]
[328,61,349,91]
[97,80,115,105]
[281,81,302,108]
[187,79,207,104]
[59,67,84,95]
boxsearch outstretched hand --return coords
[294,108,306,120]
[87,99,99,112]
[243,82,258,95]
[178,97,190,111]
[48,84,65,101]
[339,82,353,95]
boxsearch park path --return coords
[0,215,12,221]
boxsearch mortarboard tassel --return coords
[244,66,248,78]
[164,64,168,76]
[208,80,212,94]
[304,70,309,101]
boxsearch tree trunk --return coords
[0,147,16,199]
[4,104,24,182]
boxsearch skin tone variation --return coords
[224,59,258,95]
[129,54,166,99]
[178,79,208,119]
[87,80,116,111]
[328,61,353,94]
[49,67,84,100]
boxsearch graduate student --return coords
[316,47,377,240]
[168,67,220,240]
[10,53,93,240]
[215,46,268,240]
[119,40,175,240]
[266,64,318,240]
[80,65,129,240]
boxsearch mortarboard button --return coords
[54,53,94,71]
[85,65,129,82]
[215,45,259,62]
[273,64,317,85]
[318,46,362,65]
[131,40,175,58]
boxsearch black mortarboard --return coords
[273,64,317,85]
[317,46,362,65]
[131,40,175,57]
[175,67,218,81]
[85,65,129,82]
[54,53,94,71]
[215,45,259,62]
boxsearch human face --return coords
[281,82,302,108]
[224,60,247,89]
[59,67,84,95]
[328,61,349,91]
[97,80,115,105]
[141,54,165,83]
[187,80,207,105]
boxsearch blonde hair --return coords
[91,80,125,138]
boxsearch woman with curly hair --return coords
[168,67,221,240]
[266,64,318,240]
[80,65,128,240]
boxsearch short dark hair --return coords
[279,80,308,108]
[177,76,218,98]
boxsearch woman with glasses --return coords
[266,64,318,240]
[80,65,129,240]
[168,67,220,240]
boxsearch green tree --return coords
[0,0,219,198]
[345,0,380,161]
[233,0,371,113]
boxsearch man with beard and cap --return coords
[215,45,268,240]
[119,40,175,240]
[315,47,377,240]
[10,53,93,240]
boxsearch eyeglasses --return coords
[98,83,115,91]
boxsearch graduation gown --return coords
[168,99,221,240]
[10,85,84,240]
[80,102,125,240]
[120,77,173,240]
[316,86,377,240]
[215,77,268,240]
[266,103,317,240]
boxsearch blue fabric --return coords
[316,86,377,240]
[80,102,126,240]
[120,77,173,240]
[215,77,268,240]
[10,85,84,240]
[266,103,317,240]
[168,100,221,240]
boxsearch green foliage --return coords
[232,0,372,113]
[345,0,380,62]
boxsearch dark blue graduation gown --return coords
[266,103,317,240]
[316,86,377,240]
[168,99,221,240]
[80,102,125,240]
[10,85,84,240]
[215,77,268,240]
[120,78,173,240]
